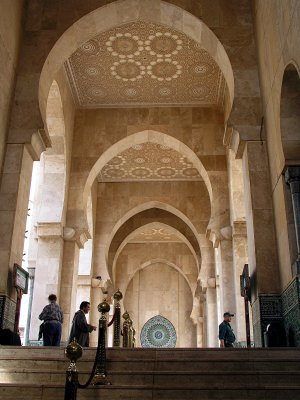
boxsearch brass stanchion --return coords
[64,338,83,400]
[113,289,123,347]
[91,299,111,385]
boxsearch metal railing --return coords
[64,290,124,400]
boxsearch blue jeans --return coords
[43,321,62,346]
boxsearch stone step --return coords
[1,368,300,386]
[1,383,300,400]
[1,347,300,399]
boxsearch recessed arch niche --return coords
[123,260,196,348]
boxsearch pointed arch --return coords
[39,0,234,126]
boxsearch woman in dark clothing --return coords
[39,294,63,346]
[69,301,96,347]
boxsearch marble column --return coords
[285,166,300,275]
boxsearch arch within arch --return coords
[84,130,212,236]
[106,203,202,282]
[123,259,195,297]
[39,0,234,128]
[112,222,199,282]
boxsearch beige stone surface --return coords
[124,262,196,347]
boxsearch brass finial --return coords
[65,338,83,362]
[98,298,110,314]
[113,289,123,302]
[122,310,130,320]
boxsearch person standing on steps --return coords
[219,312,236,348]
[39,294,64,346]
[69,301,97,347]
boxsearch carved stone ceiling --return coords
[129,224,182,243]
[98,142,202,182]
[65,21,225,108]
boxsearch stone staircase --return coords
[0,347,300,399]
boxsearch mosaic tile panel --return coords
[282,277,300,347]
[98,142,202,182]
[65,21,225,108]
[140,315,176,348]
[252,295,282,347]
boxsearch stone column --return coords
[59,228,89,342]
[29,223,64,341]
[285,166,300,275]
[242,141,280,295]
[243,141,281,345]
[190,295,204,348]
[0,131,46,311]
[205,280,218,347]
[232,221,248,344]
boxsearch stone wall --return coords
[124,262,197,348]
[0,0,23,174]
[254,0,300,289]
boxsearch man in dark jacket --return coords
[219,311,236,347]
[69,301,97,347]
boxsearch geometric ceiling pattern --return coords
[65,21,225,108]
[97,142,202,182]
[129,225,182,243]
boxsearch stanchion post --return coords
[64,338,82,400]
[113,290,123,347]
[92,299,111,385]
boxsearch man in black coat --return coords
[69,301,96,347]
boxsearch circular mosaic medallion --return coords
[140,315,176,348]
[79,39,99,55]
[87,86,107,99]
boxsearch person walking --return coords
[69,301,97,347]
[219,311,236,348]
[39,294,63,346]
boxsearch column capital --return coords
[63,226,90,248]
[206,226,232,248]
[37,222,63,238]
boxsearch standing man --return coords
[39,294,63,346]
[69,301,97,347]
[219,312,236,348]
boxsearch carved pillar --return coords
[285,166,300,275]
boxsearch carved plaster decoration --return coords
[65,21,225,108]
[98,142,202,182]
[129,225,182,243]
